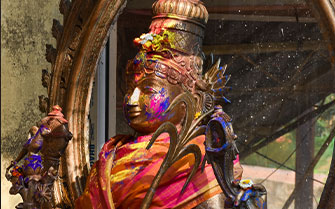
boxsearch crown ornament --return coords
[152,0,208,27]
[149,0,208,54]
[127,0,231,105]
[127,0,209,92]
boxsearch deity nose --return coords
[128,87,141,106]
[127,87,142,117]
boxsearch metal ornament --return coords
[6,105,72,209]
[205,110,268,209]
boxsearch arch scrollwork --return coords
[307,0,335,62]
[44,0,126,206]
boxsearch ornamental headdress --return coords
[126,0,231,113]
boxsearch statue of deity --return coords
[5,0,267,208]
[76,0,266,208]
[6,105,72,209]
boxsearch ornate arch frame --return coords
[42,0,335,207]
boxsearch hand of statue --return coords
[5,161,16,180]
[108,135,134,148]
[6,161,16,170]
[5,169,11,180]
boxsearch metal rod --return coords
[209,13,316,22]
[202,41,326,55]
[317,130,335,209]
[240,100,335,158]
[237,141,325,185]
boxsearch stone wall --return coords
[1,0,61,208]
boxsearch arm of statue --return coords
[6,145,28,171]
[14,146,28,165]
[6,125,39,171]
[107,134,134,147]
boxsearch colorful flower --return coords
[239,179,254,189]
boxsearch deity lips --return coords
[128,106,142,118]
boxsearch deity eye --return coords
[143,86,157,94]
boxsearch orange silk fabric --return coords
[76,133,242,209]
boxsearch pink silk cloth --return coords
[76,133,241,209]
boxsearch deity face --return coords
[124,74,185,134]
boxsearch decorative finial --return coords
[152,0,208,25]
[150,0,208,39]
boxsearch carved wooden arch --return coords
[42,0,126,206]
[41,0,335,207]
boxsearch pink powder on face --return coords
[145,88,170,120]
[150,94,164,113]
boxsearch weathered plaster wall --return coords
[1,1,61,208]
